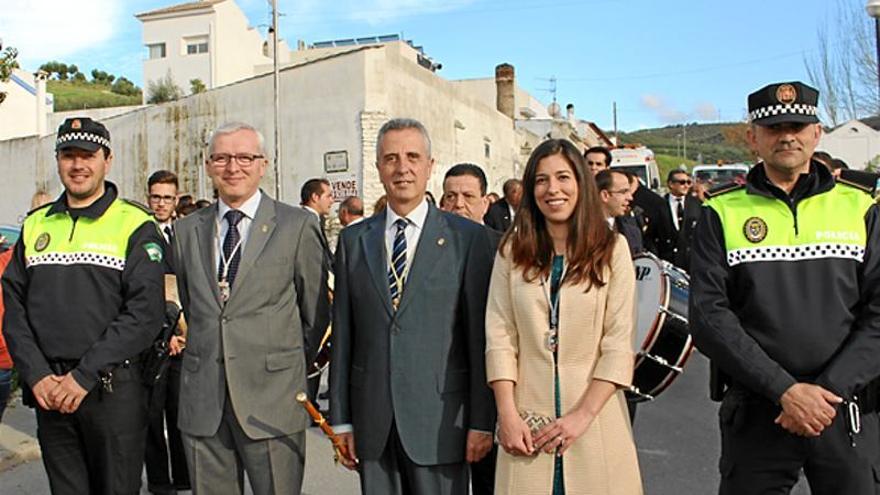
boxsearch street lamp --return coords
[866,0,880,112]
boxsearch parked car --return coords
[0,225,21,251]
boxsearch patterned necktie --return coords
[219,209,245,287]
[388,218,408,309]
[676,198,684,231]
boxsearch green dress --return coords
[550,255,565,495]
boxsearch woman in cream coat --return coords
[486,139,642,494]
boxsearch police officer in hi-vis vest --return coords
[2,117,165,495]
[690,82,880,494]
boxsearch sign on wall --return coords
[331,175,359,202]
[324,151,349,173]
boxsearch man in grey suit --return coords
[330,118,496,495]
[172,122,329,495]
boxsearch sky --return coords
[0,0,865,131]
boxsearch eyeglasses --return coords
[671,179,693,185]
[209,153,264,167]
[608,188,631,196]
[149,194,176,204]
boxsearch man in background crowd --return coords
[483,178,521,232]
[145,170,190,495]
[585,146,612,176]
[338,196,365,227]
[658,169,701,270]
[596,169,642,255]
[439,161,499,494]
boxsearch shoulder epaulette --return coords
[120,198,154,215]
[704,182,745,199]
[25,202,53,218]
[836,169,878,195]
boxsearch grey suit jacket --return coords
[329,204,496,465]
[173,194,329,440]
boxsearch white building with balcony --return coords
[135,0,290,101]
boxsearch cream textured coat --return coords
[486,236,643,494]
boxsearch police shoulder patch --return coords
[836,170,877,195]
[143,242,164,263]
[121,198,154,215]
[704,182,745,199]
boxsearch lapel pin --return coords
[261,225,268,233]
[437,238,445,246]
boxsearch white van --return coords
[610,147,662,191]
[692,163,750,189]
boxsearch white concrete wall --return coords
[818,120,880,170]
[451,78,552,120]
[49,105,148,132]
[0,133,58,224]
[362,43,521,206]
[1,41,535,226]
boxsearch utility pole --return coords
[271,0,282,200]
[613,101,618,145]
[683,124,688,161]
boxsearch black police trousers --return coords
[36,363,148,495]
[718,387,880,495]
[145,356,189,491]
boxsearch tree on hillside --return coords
[804,0,877,125]
[0,44,20,105]
[39,61,71,80]
[111,77,141,97]
[91,69,115,85]
[147,72,182,104]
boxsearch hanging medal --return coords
[541,260,567,354]
[217,231,243,305]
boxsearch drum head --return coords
[633,254,665,352]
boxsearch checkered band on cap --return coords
[749,103,818,122]
[56,131,111,149]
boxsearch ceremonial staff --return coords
[295,392,353,464]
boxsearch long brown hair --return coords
[500,139,616,289]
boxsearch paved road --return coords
[0,352,811,494]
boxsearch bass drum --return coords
[628,253,694,402]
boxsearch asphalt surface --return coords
[0,352,812,494]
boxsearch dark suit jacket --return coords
[614,215,643,256]
[173,194,330,439]
[631,185,666,257]
[330,204,496,465]
[657,194,701,270]
[484,198,514,232]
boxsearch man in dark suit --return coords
[483,178,521,232]
[659,169,701,270]
[596,169,643,255]
[439,162,498,495]
[144,170,190,495]
[173,123,329,495]
[330,118,496,495]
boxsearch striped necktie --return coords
[388,218,408,310]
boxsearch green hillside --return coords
[48,81,141,111]
[619,122,754,165]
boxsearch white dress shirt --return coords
[384,199,429,278]
[667,194,685,231]
[215,190,262,272]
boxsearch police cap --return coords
[748,81,819,126]
[55,117,111,153]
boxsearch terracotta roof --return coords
[135,0,224,19]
